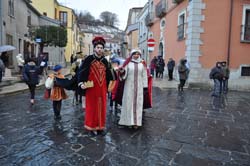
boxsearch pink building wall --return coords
[200,0,250,69]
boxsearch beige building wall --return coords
[82,32,94,56]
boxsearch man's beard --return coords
[96,51,103,56]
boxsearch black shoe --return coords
[87,131,97,137]
[97,130,107,136]
[178,85,181,91]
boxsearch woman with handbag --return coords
[47,65,68,120]
[118,49,148,129]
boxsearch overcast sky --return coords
[57,0,148,30]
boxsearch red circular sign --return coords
[147,38,155,47]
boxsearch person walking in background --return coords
[109,58,120,112]
[23,58,42,105]
[118,49,148,129]
[157,56,165,79]
[16,53,25,74]
[209,62,223,97]
[167,58,175,81]
[1,52,9,68]
[221,61,230,94]
[48,65,68,120]
[150,56,157,78]
[0,58,5,82]
[70,58,81,105]
[178,59,188,92]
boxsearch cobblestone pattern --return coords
[0,88,249,166]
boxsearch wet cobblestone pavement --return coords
[0,87,250,166]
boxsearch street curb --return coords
[0,73,71,97]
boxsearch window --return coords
[59,11,68,27]
[18,39,22,53]
[27,11,31,26]
[241,5,250,42]
[241,66,250,76]
[8,0,14,17]
[6,34,13,66]
[177,10,186,41]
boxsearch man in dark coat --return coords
[209,62,223,97]
[178,59,188,92]
[221,61,230,94]
[23,58,42,104]
[157,56,165,79]
[78,36,116,137]
[167,58,175,81]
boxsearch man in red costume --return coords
[78,36,116,136]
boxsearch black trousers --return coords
[53,100,62,116]
[0,70,2,82]
[179,79,186,90]
[75,88,82,103]
[168,69,173,80]
[28,84,36,99]
[109,93,118,108]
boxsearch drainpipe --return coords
[227,0,233,67]
[0,0,3,45]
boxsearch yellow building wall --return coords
[31,0,56,19]
[57,6,77,62]
[31,1,78,62]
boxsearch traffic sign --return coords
[147,38,155,47]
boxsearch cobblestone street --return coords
[0,87,250,166]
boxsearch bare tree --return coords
[100,11,119,27]
[76,10,95,24]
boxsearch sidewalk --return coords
[0,68,70,97]
[152,76,189,89]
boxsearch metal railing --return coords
[172,0,184,4]
[156,0,167,18]
[145,13,154,26]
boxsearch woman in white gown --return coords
[118,49,148,128]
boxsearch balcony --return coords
[156,0,167,18]
[241,25,250,42]
[145,13,154,27]
[172,0,184,4]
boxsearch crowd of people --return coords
[0,36,231,137]
[209,61,230,97]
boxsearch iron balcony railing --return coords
[145,13,154,27]
[156,0,167,18]
[172,0,184,4]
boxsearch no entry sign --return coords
[147,38,155,47]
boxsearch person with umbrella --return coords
[0,58,5,82]
[0,45,16,68]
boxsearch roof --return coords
[25,0,41,16]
